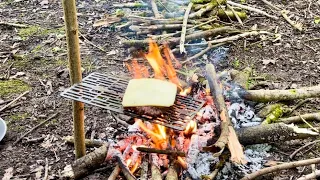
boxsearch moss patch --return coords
[18,25,65,40]
[0,80,30,97]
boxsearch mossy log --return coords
[61,144,109,179]
[236,123,318,145]
[240,85,320,102]
[280,112,320,124]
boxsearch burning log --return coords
[205,64,246,164]
[136,147,186,157]
[61,144,109,179]
[240,85,320,102]
[236,123,319,145]
[116,156,136,180]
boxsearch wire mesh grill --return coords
[60,72,205,131]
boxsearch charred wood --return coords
[116,156,136,180]
[136,147,185,157]
[63,136,106,148]
[151,163,162,180]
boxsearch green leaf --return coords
[314,16,320,24]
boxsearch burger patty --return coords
[125,106,170,117]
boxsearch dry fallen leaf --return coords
[262,59,276,65]
[3,167,14,180]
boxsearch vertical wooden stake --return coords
[62,0,86,158]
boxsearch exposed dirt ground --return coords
[0,0,319,179]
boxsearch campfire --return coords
[104,41,229,179]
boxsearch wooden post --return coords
[62,0,86,158]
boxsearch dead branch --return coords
[0,91,29,112]
[151,0,160,18]
[116,156,136,180]
[44,158,49,180]
[13,113,58,145]
[127,15,185,25]
[281,10,303,31]
[236,123,318,145]
[108,165,120,180]
[180,2,193,54]
[208,30,270,44]
[227,1,279,20]
[297,170,320,180]
[182,43,226,64]
[226,4,243,26]
[121,26,235,46]
[130,24,193,31]
[189,0,226,18]
[136,147,185,157]
[63,136,107,148]
[280,112,320,124]
[290,140,320,159]
[62,144,109,179]
[113,2,148,8]
[239,85,320,102]
[205,64,246,164]
[0,22,29,28]
[241,157,320,180]
[111,113,129,128]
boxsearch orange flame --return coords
[179,87,192,96]
[126,40,182,91]
[177,156,187,169]
[136,119,167,149]
[184,120,197,135]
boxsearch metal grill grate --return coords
[60,72,205,131]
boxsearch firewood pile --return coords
[59,0,320,179]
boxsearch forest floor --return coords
[0,0,320,179]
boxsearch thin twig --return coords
[261,0,281,11]
[227,1,279,20]
[180,2,193,54]
[108,165,121,180]
[241,158,320,180]
[151,0,160,18]
[182,43,226,64]
[290,140,320,159]
[44,158,49,180]
[299,115,319,133]
[297,170,320,180]
[0,22,29,28]
[90,118,97,140]
[13,113,59,145]
[227,4,243,26]
[281,10,303,31]
[286,99,310,116]
[79,32,106,52]
[111,113,129,128]
[0,91,29,113]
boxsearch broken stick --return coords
[240,85,320,102]
[205,64,246,164]
[13,113,58,145]
[280,112,320,124]
[136,146,185,157]
[241,157,320,180]
[180,2,193,54]
[0,91,29,113]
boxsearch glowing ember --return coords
[177,156,187,169]
[184,119,197,135]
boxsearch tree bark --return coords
[62,144,109,179]
[240,86,320,102]
[62,0,86,158]
[279,112,320,124]
[236,123,318,145]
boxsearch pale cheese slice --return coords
[122,78,177,107]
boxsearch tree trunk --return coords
[62,0,86,158]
